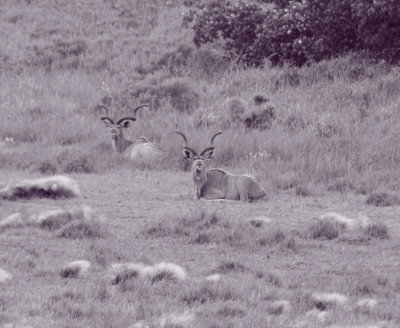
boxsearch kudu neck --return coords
[192,163,208,187]
[112,131,133,153]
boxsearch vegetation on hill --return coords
[187,0,400,66]
[0,0,400,194]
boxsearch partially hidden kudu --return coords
[176,131,266,202]
[100,104,164,163]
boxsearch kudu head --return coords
[175,130,222,177]
[100,104,149,140]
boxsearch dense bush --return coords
[186,0,400,66]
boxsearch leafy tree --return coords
[184,0,400,66]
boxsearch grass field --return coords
[1,169,400,327]
[1,0,400,327]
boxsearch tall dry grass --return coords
[1,0,400,193]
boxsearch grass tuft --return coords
[354,273,390,296]
[37,210,73,231]
[257,229,286,246]
[57,221,105,239]
[150,77,200,113]
[267,300,290,315]
[213,261,247,274]
[60,260,91,278]
[182,283,238,306]
[295,185,313,197]
[63,156,97,174]
[243,105,276,130]
[306,218,344,240]
[327,179,354,193]
[280,236,299,252]
[362,222,389,239]
[0,176,81,200]
[192,232,211,245]
[366,191,399,207]
[216,305,246,318]
[259,271,282,287]
[37,161,58,175]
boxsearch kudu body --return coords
[176,131,266,202]
[100,104,164,162]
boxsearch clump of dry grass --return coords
[110,261,187,287]
[3,205,108,240]
[366,191,399,207]
[354,273,391,297]
[295,185,313,197]
[362,222,389,240]
[0,212,24,231]
[143,208,226,242]
[248,216,272,228]
[306,218,346,240]
[243,105,276,130]
[222,98,247,128]
[216,303,247,318]
[33,206,103,238]
[149,262,188,283]
[319,212,356,230]
[86,243,126,268]
[311,292,348,310]
[0,175,81,200]
[256,228,286,247]
[60,260,91,278]
[35,209,75,231]
[181,282,239,306]
[132,310,195,328]
[137,77,200,114]
[212,261,247,274]
[57,221,106,239]
[356,298,378,311]
[267,300,291,315]
[144,208,300,252]
[327,178,355,193]
[46,290,87,320]
[257,271,282,288]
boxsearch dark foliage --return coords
[185,0,400,66]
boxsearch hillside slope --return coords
[1,0,400,195]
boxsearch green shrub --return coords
[187,0,400,66]
[153,44,194,75]
[222,98,247,128]
[146,78,200,113]
[243,105,275,130]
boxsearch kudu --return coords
[100,104,164,163]
[176,131,266,202]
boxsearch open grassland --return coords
[1,170,400,328]
[1,0,400,327]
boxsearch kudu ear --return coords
[201,147,215,159]
[121,121,131,128]
[183,149,193,159]
[101,117,114,127]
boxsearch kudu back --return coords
[100,104,164,163]
[176,131,266,201]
